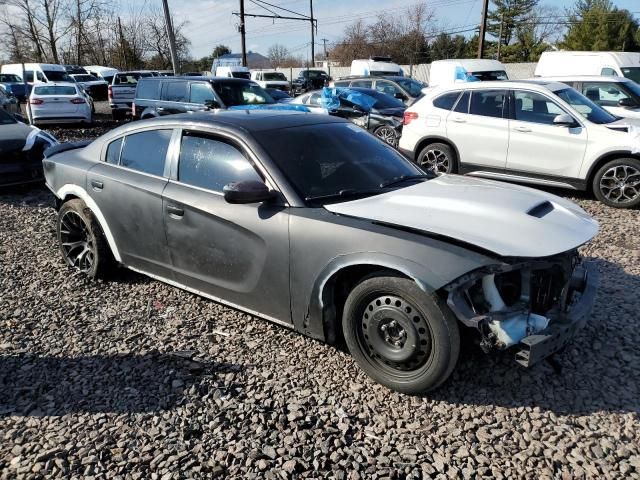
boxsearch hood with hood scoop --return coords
[324,175,598,258]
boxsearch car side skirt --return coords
[459,164,587,191]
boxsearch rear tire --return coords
[342,275,460,394]
[373,126,399,147]
[57,199,113,279]
[592,157,640,208]
[417,142,457,175]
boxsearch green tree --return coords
[212,44,231,58]
[429,34,468,61]
[562,0,639,51]
[487,0,539,48]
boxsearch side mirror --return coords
[394,92,407,100]
[223,180,277,204]
[553,113,578,127]
[618,97,637,108]
[204,99,221,109]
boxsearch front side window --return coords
[375,80,402,97]
[395,78,425,97]
[120,129,172,176]
[161,81,189,102]
[621,67,640,83]
[106,137,123,164]
[513,90,564,125]
[582,82,632,107]
[469,90,507,118]
[178,133,262,192]
[433,91,460,111]
[190,83,216,104]
[601,68,617,77]
[213,81,274,106]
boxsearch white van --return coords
[535,51,640,83]
[350,57,403,76]
[213,66,251,80]
[250,70,290,91]
[428,59,508,87]
[84,66,118,84]
[1,63,71,85]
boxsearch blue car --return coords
[0,74,31,102]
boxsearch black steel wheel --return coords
[57,199,113,279]
[593,158,640,208]
[374,126,399,147]
[417,142,456,175]
[342,275,460,394]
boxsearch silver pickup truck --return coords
[109,71,156,120]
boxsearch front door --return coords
[162,129,291,324]
[446,89,510,171]
[506,89,588,179]
[87,128,174,277]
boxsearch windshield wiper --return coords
[379,174,433,189]
[305,188,383,203]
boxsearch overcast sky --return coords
[134,0,640,59]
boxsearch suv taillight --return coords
[108,85,113,100]
[403,111,418,126]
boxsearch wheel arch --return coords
[586,150,640,191]
[56,184,122,262]
[413,135,460,164]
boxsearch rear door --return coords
[506,89,587,179]
[159,80,189,115]
[162,129,292,323]
[87,127,175,278]
[446,88,509,171]
[113,73,139,104]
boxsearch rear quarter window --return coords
[433,92,460,110]
[120,129,172,176]
[136,80,160,99]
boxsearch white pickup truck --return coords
[109,71,155,120]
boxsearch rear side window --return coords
[105,137,123,164]
[351,80,372,88]
[190,83,216,103]
[120,129,172,176]
[178,133,262,192]
[469,90,506,118]
[161,81,189,102]
[453,91,470,113]
[433,92,460,111]
[33,85,77,95]
[136,80,159,99]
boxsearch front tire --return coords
[592,158,640,208]
[57,199,113,279]
[342,276,460,394]
[374,126,399,147]
[417,142,456,175]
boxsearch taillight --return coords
[70,98,86,104]
[403,111,418,126]
[108,85,113,100]
[132,102,136,117]
[30,98,44,105]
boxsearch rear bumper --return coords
[514,261,599,367]
[32,115,91,124]
[110,103,132,112]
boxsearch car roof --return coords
[171,110,346,131]
[533,75,631,83]
[140,76,254,83]
[430,80,569,94]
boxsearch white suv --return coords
[399,80,640,208]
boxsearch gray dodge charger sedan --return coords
[43,111,599,393]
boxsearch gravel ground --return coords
[1,113,639,479]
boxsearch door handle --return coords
[90,180,103,191]
[514,126,532,132]
[450,116,466,123]
[166,205,184,217]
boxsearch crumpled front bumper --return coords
[514,261,599,367]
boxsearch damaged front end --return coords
[445,251,598,367]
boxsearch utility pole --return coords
[477,0,489,59]
[76,0,82,65]
[239,0,247,67]
[161,0,180,74]
[310,0,315,66]
[496,14,504,61]
[321,38,328,59]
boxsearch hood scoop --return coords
[527,201,554,218]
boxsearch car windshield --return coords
[554,87,618,124]
[0,74,22,82]
[43,70,71,82]
[264,72,287,81]
[231,71,251,80]
[255,122,423,202]
[623,80,640,99]
[621,67,640,84]
[34,85,77,95]
[395,78,425,97]
[213,81,274,106]
[469,70,508,81]
[346,88,405,109]
[0,109,17,124]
